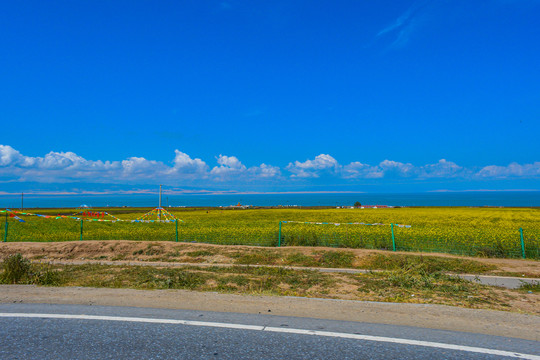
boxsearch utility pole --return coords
[159,185,162,221]
[4,211,8,242]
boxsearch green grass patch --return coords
[284,253,318,267]
[354,268,501,307]
[518,281,540,293]
[358,253,496,274]
[318,251,355,268]
[0,254,519,311]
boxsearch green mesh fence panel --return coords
[1,217,277,247]
[83,221,176,241]
[176,222,277,246]
[279,221,540,259]
[523,230,540,259]
[5,218,80,242]
[1,208,538,259]
[280,222,395,249]
[392,225,527,258]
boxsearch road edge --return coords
[1,284,538,341]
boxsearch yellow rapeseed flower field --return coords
[2,207,539,258]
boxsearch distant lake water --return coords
[1,191,539,208]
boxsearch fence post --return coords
[519,228,525,259]
[3,214,7,242]
[391,223,396,251]
[175,219,179,242]
[80,220,83,241]
[278,221,282,247]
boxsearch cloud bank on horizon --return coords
[1,145,538,191]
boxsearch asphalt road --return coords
[0,304,538,359]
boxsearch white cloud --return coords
[375,1,436,49]
[340,159,415,179]
[169,150,208,177]
[0,146,120,175]
[1,145,538,185]
[476,162,540,178]
[286,154,339,178]
[0,145,283,184]
[121,157,167,178]
[287,156,540,181]
[40,152,77,169]
[376,3,419,48]
[216,155,245,170]
[0,145,27,166]
[342,162,383,179]
[248,163,281,178]
[419,159,465,178]
[208,155,281,181]
[379,160,416,177]
[210,155,247,178]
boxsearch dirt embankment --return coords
[0,240,538,277]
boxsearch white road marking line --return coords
[0,313,538,359]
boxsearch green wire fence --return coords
[2,215,539,259]
[278,221,539,259]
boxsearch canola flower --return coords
[1,207,538,258]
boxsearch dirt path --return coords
[1,284,539,342]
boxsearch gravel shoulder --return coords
[1,284,539,342]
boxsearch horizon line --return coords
[1,189,539,197]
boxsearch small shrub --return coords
[1,253,31,284]
[34,268,63,286]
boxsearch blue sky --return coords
[1,0,539,194]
